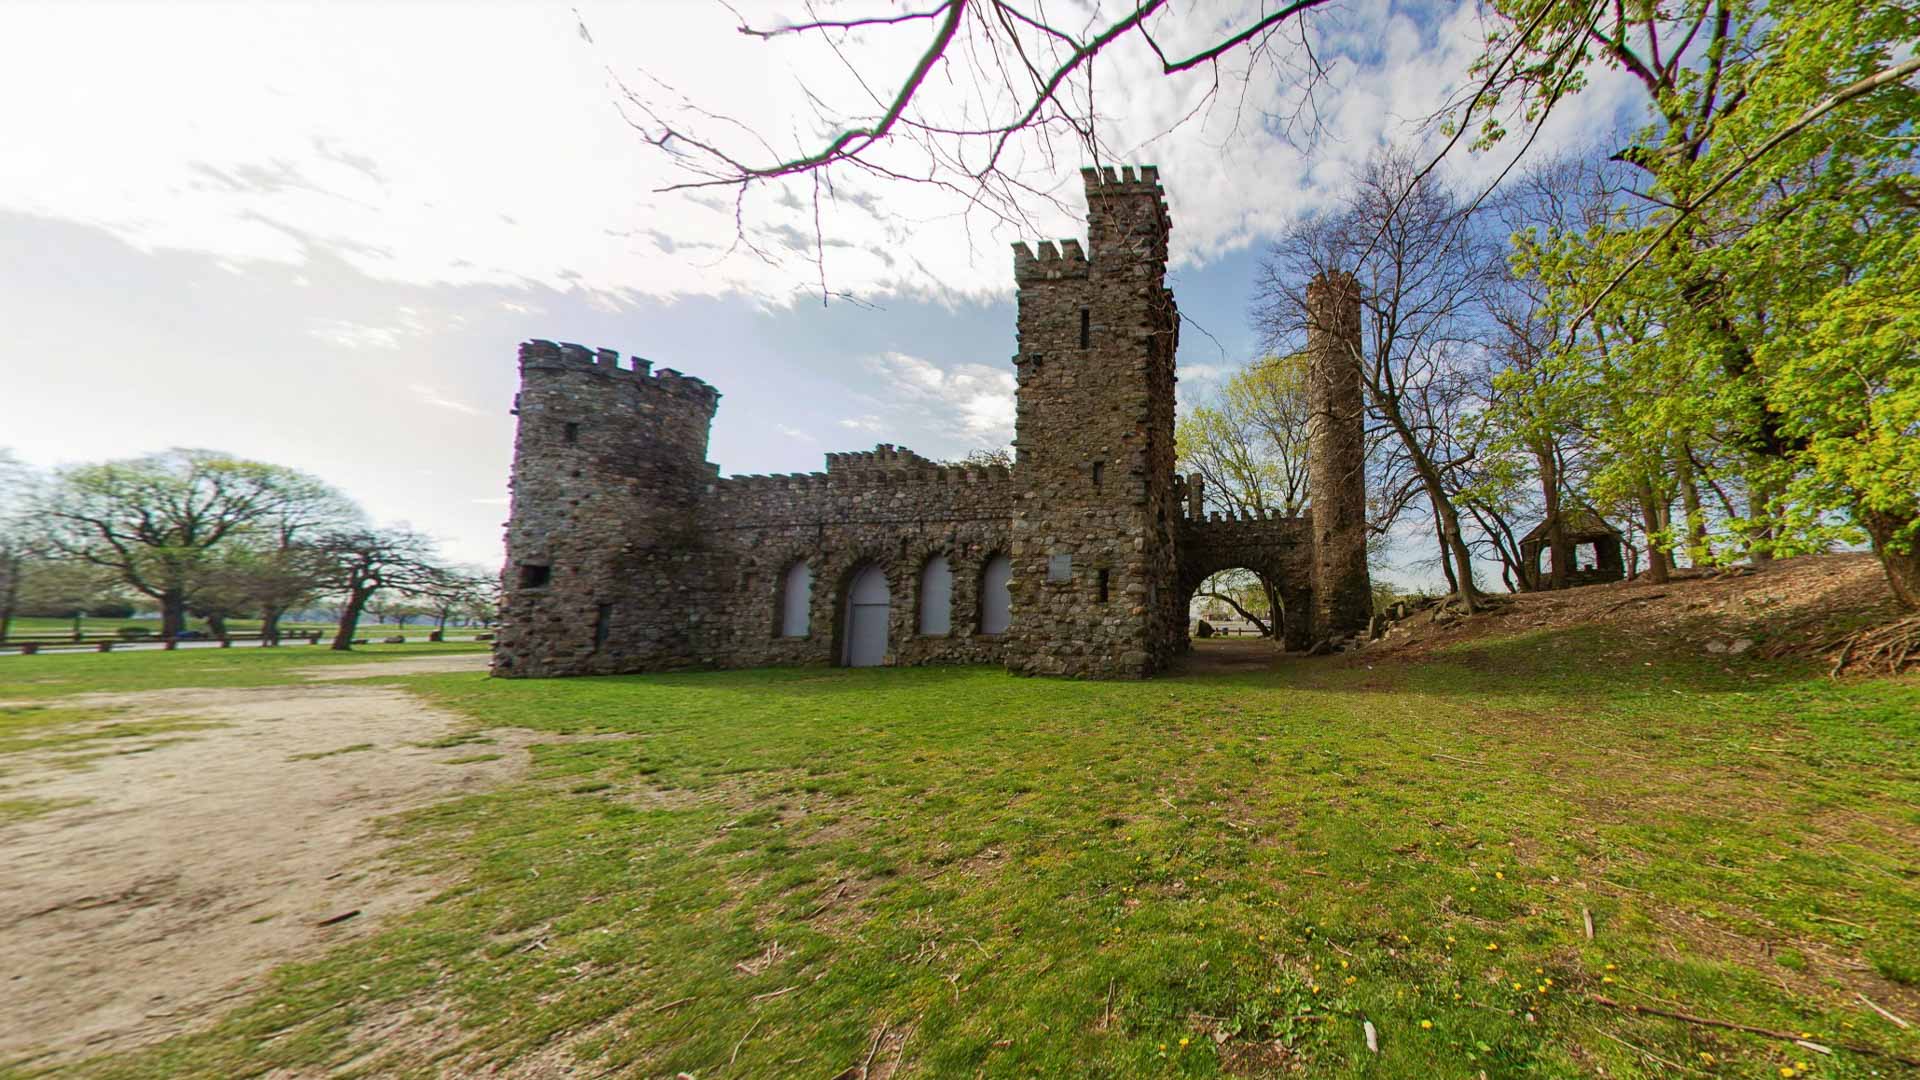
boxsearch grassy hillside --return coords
[30,612,1915,1078]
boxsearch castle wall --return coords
[492,167,1375,680]
[691,448,1016,669]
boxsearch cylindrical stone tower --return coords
[1305,272,1372,641]
[493,340,720,677]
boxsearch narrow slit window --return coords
[1091,461,1104,489]
[1079,307,1091,348]
[1096,569,1111,603]
[593,602,612,647]
[563,421,580,444]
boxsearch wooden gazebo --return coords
[1519,509,1626,588]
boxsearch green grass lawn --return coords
[11,630,1920,1078]
[0,642,489,702]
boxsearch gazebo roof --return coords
[1520,508,1622,547]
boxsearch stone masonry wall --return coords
[695,448,1017,669]
[1004,165,1181,678]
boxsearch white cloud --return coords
[410,384,487,418]
[0,1,1643,305]
[310,319,402,350]
[775,424,815,442]
[868,352,1017,445]
[838,415,887,433]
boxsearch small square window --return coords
[563,422,580,444]
[518,563,552,589]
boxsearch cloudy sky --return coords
[0,0,1642,581]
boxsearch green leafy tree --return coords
[43,449,359,637]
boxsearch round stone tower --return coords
[493,340,720,677]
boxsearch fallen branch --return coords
[651,996,694,1013]
[1855,992,1912,1030]
[1588,994,1920,1067]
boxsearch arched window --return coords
[778,561,812,637]
[979,553,1012,635]
[918,555,953,635]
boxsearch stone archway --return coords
[1176,513,1316,652]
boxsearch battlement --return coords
[1080,163,1163,195]
[1011,237,1090,283]
[517,339,721,408]
[715,459,1013,496]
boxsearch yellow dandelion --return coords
[1496,871,1505,880]
[1699,1052,1714,1064]
[1340,959,1349,969]
[1780,1070,1795,1079]
[1179,1037,1190,1048]
[1312,985,1321,994]
[1602,976,1614,984]
[1420,1020,1433,1029]
[1158,1043,1166,1052]
[1604,963,1615,971]
[1345,976,1357,985]
[1486,943,1499,951]
[1469,886,1478,893]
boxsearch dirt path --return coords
[0,653,530,1068]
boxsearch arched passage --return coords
[1176,516,1316,652]
[842,564,891,667]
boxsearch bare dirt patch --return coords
[0,655,538,1068]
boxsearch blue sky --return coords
[0,1,1640,585]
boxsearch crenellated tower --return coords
[1304,272,1372,640]
[494,340,720,677]
[1004,165,1183,677]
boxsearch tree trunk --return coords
[205,611,229,638]
[1636,481,1672,585]
[1534,442,1570,590]
[160,590,187,639]
[1674,446,1708,567]
[1862,508,1920,611]
[0,553,17,641]
[1435,509,1460,595]
[261,606,283,646]
[1200,592,1271,637]
[1747,475,1779,566]
[332,588,374,650]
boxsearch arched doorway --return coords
[842,564,891,667]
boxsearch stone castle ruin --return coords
[493,166,1370,679]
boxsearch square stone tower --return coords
[1004,166,1183,677]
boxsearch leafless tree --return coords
[320,527,446,651]
[1254,147,1504,608]
[616,0,1343,273]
